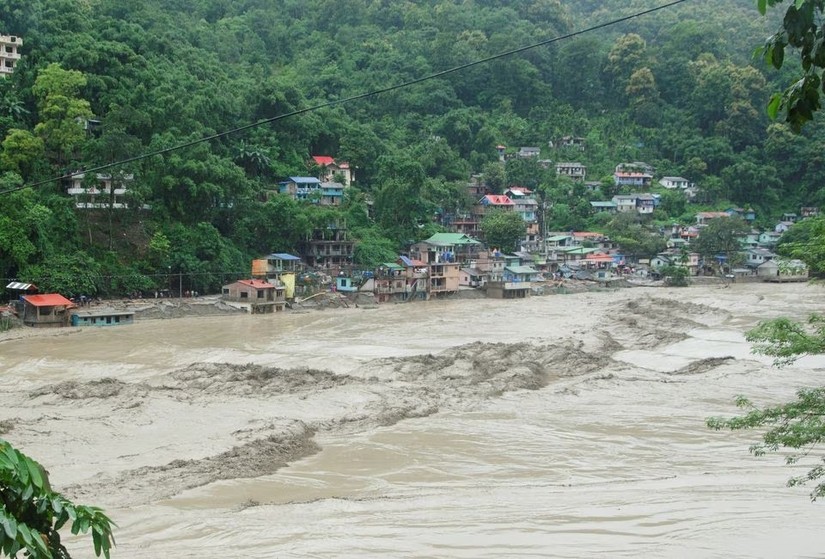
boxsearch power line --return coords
[0,0,693,196]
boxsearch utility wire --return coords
[0,0,693,196]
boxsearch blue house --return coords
[279,177,322,201]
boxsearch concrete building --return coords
[68,172,135,209]
[0,34,22,77]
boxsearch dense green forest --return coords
[0,0,822,296]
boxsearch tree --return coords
[31,64,93,164]
[691,216,750,272]
[759,0,825,130]
[707,315,825,500]
[0,438,116,558]
[775,216,825,277]
[480,210,526,252]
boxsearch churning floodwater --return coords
[2,283,825,558]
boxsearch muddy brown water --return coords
[2,283,825,558]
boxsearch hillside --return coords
[0,0,821,295]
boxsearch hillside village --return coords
[10,139,816,327]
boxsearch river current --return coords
[1,283,824,558]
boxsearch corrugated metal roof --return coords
[22,294,74,307]
[382,262,404,270]
[424,233,481,245]
[267,253,301,261]
[312,155,335,166]
[5,281,37,291]
[506,266,539,274]
[288,176,321,184]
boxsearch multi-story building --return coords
[302,223,355,272]
[311,156,354,187]
[0,34,22,77]
[556,162,587,181]
[67,172,134,209]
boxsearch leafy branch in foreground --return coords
[745,315,825,367]
[707,388,825,500]
[708,314,825,500]
[0,438,115,558]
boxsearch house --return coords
[0,34,22,77]
[21,294,74,328]
[616,162,655,175]
[71,309,135,326]
[614,171,653,188]
[451,214,482,238]
[557,136,586,151]
[590,201,617,213]
[486,262,538,299]
[478,194,515,212]
[801,206,820,218]
[726,207,757,222]
[67,172,135,209]
[758,231,783,247]
[319,181,344,206]
[758,259,809,282]
[612,193,657,214]
[649,254,674,270]
[695,211,729,226]
[467,174,490,198]
[409,233,481,297]
[311,155,354,187]
[373,263,407,303]
[775,221,794,233]
[397,256,429,300]
[583,252,616,269]
[505,188,538,223]
[279,177,322,201]
[334,275,359,293]
[556,162,587,181]
[221,279,285,313]
[781,212,798,223]
[496,145,506,161]
[302,223,355,272]
[459,267,485,288]
[745,247,776,269]
[659,176,689,189]
[518,147,541,158]
[251,253,302,299]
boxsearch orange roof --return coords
[573,231,603,238]
[584,253,614,261]
[312,155,335,166]
[237,279,275,289]
[482,195,514,206]
[23,294,74,307]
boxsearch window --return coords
[222,288,229,294]
[257,290,264,299]
[240,292,248,299]
[4,60,13,68]
[5,46,12,52]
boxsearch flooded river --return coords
[2,283,825,557]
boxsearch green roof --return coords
[506,265,539,274]
[382,262,404,270]
[546,235,572,242]
[424,233,481,246]
[560,247,598,255]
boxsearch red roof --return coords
[585,253,614,261]
[23,294,74,307]
[481,195,514,206]
[237,279,275,289]
[312,155,335,166]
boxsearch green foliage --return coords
[745,315,825,367]
[775,216,825,277]
[759,0,825,130]
[659,264,690,286]
[481,210,526,252]
[0,438,116,558]
[690,217,750,266]
[707,388,825,500]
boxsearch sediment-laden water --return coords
[2,283,824,558]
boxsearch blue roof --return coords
[288,176,321,184]
[398,256,414,266]
[267,253,301,261]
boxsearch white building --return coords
[68,172,135,209]
[0,34,22,76]
[659,176,690,189]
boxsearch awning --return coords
[6,282,37,291]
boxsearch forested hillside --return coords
[0,0,821,296]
